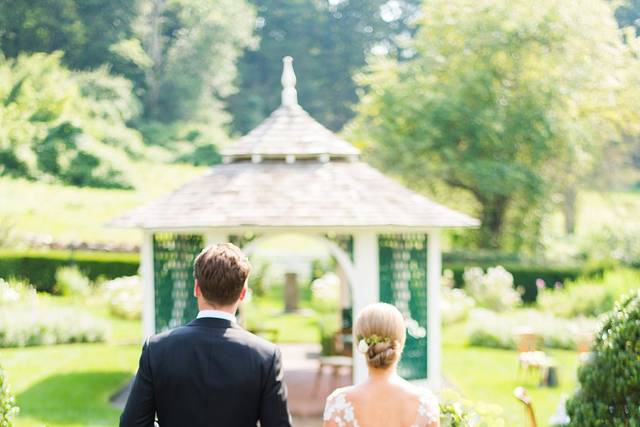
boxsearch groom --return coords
[120,243,292,427]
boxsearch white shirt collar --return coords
[197,309,236,323]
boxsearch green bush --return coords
[439,389,505,426]
[463,266,521,312]
[0,305,110,347]
[445,263,590,303]
[538,269,640,318]
[467,309,599,350]
[566,291,640,426]
[0,365,18,427]
[0,250,139,293]
[100,276,142,320]
[54,266,91,296]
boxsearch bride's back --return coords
[347,378,433,426]
[323,303,439,427]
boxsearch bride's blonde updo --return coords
[355,303,406,369]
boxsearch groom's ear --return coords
[194,280,200,298]
[238,286,247,302]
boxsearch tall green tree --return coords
[0,53,141,188]
[351,0,640,250]
[226,0,420,134]
[124,0,256,122]
[0,0,138,72]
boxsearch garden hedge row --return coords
[444,263,602,303]
[0,250,139,293]
[0,250,599,302]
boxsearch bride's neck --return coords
[366,365,397,383]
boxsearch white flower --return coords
[357,339,369,353]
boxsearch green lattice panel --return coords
[153,233,203,333]
[378,234,428,380]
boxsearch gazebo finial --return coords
[281,56,297,107]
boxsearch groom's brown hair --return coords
[193,243,251,305]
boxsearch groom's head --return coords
[193,243,251,309]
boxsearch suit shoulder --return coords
[231,326,279,355]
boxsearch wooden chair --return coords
[515,329,547,382]
[514,387,537,427]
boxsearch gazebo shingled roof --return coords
[110,57,479,230]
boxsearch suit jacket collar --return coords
[187,317,238,329]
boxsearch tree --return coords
[351,0,640,250]
[566,290,640,425]
[0,53,140,188]
[126,0,256,122]
[0,0,138,73]
[226,0,420,134]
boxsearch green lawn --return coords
[442,322,578,426]
[0,161,204,245]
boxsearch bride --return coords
[322,303,440,427]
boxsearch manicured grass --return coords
[0,295,142,427]
[442,322,579,426]
[0,161,204,245]
[1,343,140,427]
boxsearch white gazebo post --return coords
[352,231,379,384]
[141,230,155,339]
[427,229,442,387]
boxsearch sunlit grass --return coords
[443,322,579,426]
[0,161,204,245]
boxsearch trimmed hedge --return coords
[0,250,139,293]
[444,263,597,303]
[0,249,597,302]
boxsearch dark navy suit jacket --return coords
[120,317,292,427]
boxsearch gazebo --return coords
[111,57,479,386]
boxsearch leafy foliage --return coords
[566,291,640,425]
[439,390,505,427]
[0,250,139,293]
[0,364,18,427]
[53,266,91,297]
[0,53,139,188]
[352,0,640,250]
[100,276,142,320]
[538,269,640,318]
[468,309,599,350]
[463,266,520,312]
[226,0,420,133]
[0,282,110,347]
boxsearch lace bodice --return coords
[323,387,439,427]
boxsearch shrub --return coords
[0,278,36,305]
[0,365,18,427]
[464,266,521,312]
[445,263,589,303]
[0,282,109,347]
[566,291,640,425]
[580,225,640,267]
[101,276,142,320]
[467,309,600,350]
[538,269,640,318]
[0,250,139,293]
[54,266,91,296]
[441,270,475,325]
[439,390,505,426]
[0,305,110,347]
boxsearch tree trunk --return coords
[562,186,578,235]
[479,196,509,249]
[144,0,164,119]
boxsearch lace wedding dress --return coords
[323,388,439,427]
